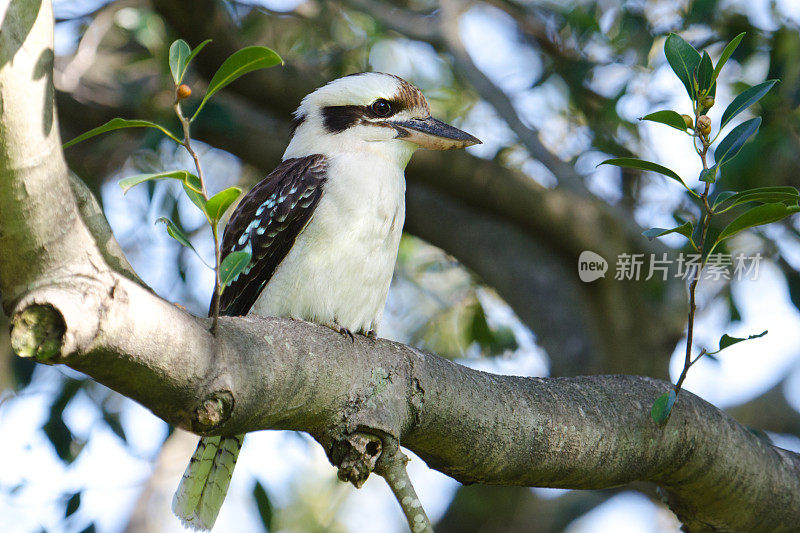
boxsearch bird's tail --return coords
[172,434,245,531]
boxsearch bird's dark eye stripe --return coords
[321,105,364,133]
[321,100,404,133]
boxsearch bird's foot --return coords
[328,323,355,342]
[365,329,377,339]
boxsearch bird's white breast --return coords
[249,151,406,334]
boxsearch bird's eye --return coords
[371,99,392,117]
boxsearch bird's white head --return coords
[283,72,480,166]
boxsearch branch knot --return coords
[11,304,66,362]
[329,432,383,488]
[191,390,234,433]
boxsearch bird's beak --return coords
[389,117,481,150]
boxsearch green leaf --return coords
[182,172,203,193]
[169,39,212,85]
[707,330,767,355]
[665,33,702,100]
[183,182,207,212]
[713,32,745,82]
[204,187,242,224]
[719,80,779,128]
[640,110,689,131]
[156,217,201,257]
[65,492,81,518]
[713,186,800,212]
[169,39,191,85]
[699,165,718,184]
[651,390,677,425]
[706,81,717,102]
[642,221,694,244]
[253,482,273,531]
[720,330,767,350]
[715,202,800,244]
[220,251,252,287]
[185,40,212,72]
[697,51,714,96]
[711,190,737,209]
[598,158,694,193]
[714,117,761,167]
[192,46,282,120]
[63,118,181,148]
[119,170,201,194]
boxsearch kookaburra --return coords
[172,72,480,530]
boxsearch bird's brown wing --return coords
[214,154,328,317]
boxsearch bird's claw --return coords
[365,329,377,339]
[329,323,355,342]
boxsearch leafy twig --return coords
[601,32,788,424]
[675,104,713,396]
[172,92,223,333]
[63,39,281,335]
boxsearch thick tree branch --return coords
[727,377,800,438]
[7,275,800,532]
[0,0,104,307]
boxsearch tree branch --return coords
[0,0,104,307]
[376,443,433,533]
[7,274,800,531]
[440,0,588,193]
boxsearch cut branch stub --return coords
[191,390,235,434]
[328,432,383,488]
[10,304,66,362]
